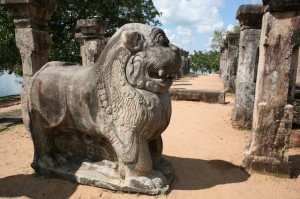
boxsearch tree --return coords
[209,24,240,51]
[206,51,220,74]
[210,28,226,51]
[0,0,161,76]
[190,50,220,74]
[0,7,22,76]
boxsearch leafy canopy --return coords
[190,24,241,74]
[210,24,240,51]
[0,0,161,76]
[190,50,220,74]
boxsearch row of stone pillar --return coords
[230,0,300,177]
[219,33,239,93]
[178,49,190,78]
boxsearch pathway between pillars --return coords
[0,95,22,131]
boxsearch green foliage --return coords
[0,0,161,76]
[210,24,240,51]
[232,24,240,33]
[0,7,22,76]
[210,28,226,51]
[190,50,220,74]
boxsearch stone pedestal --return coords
[232,4,263,129]
[0,0,57,129]
[225,33,239,93]
[243,0,300,177]
[75,19,107,67]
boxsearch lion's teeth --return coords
[158,70,165,77]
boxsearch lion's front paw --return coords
[127,170,167,190]
[128,176,156,190]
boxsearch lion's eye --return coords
[155,33,168,46]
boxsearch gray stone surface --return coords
[1,0,57,130]
[75,19,108,67]
[224,33,239,93]
[28,23,181,194]
[180,49,189,77]
[169,89,226,104]
[236,4,264,30]
[263,0,300,12]
[242,1,300,177]
[220,41,229,85]
[232,4,263,129]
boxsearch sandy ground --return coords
[172,74,224,90]
[0,74,299,199]
[0,104,21,114]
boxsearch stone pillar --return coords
[0,0,57,129]
[221,40,229,85]
[219,45,225,77]
[242,0,300,177]
[180,50,189,76]
[232,4,264,129]
[75,19,107,67]
[225,33,239,93]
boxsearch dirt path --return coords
[172,74,224,90]
[0,74,299,199]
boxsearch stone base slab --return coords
[32,160,172,195]
[169,89,226,104]
[242,155,291,178]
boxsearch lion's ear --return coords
[121,31,144,51]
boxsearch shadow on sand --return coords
[164,155,250,191]
[0,155,250,197]
[0,174,77,198]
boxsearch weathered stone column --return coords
[219,45,225,77]
[225,33,239,93]
[180,50,189,76]
[75,19,107,67]
[242,0,300,177]
[0,0,57,128]
[232,4,264,129]
[221,40,229,85]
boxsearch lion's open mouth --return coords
[148,70,173,87]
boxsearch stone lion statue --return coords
[28,23,181,194]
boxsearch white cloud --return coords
[164,26,193,49]
[226,23,234,32]
[153,0,224,34]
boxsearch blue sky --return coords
[152,0,261,52]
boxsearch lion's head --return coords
[110,23,181,94]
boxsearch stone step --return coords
[0,109,22,131]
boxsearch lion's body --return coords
[28,23,180,193]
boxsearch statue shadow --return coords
[163,155,250,191]
[0,174,77,198]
